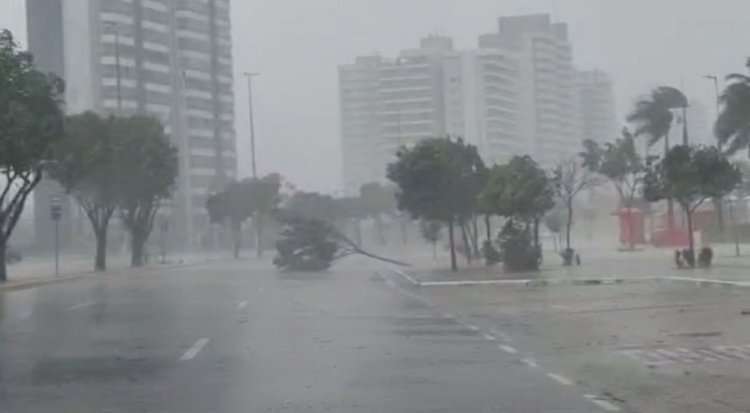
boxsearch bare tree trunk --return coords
[460,220,472,263]
[94,227,108,272]
[448,218,457,272]
[376,216,385,246]
[484,215,491,241]
[232,224,241,259]
[256,214,264,258]
[714,198,725,233]
[131,232,146,267]
[533,217,541,249]
[626,207,635,251]
[0,238,6,282]
[471,216,480,257]
[686,206,695,268]
[566,200,574,251]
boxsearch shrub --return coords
[498,221,541,272]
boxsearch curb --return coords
[0,274,91,292]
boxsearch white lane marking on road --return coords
[546,373,574,386]
[490,329,513,343]
[466,324,480,331]
[499,344,519,354]
[392,268,420,286]
[584,395,620,412]
[521,358,538,368]
[482,333,497,341]
[237,301,248,310]
[666,276,750,287]
[180,338,210,361]
[70,302,95,310]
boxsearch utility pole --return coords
[244,72,260,178]
[50,197,62,276]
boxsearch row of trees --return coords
[1,30,178,281]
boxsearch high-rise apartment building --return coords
[27,0,236,249]
[339,14,616,193]
[577,70,617,143]
[492,14,581,168]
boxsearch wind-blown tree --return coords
[359,182,397,245]
[581,129,646,250]
[554,156,602,262]
[387,138,485,272]
[285,191,339,223]
[716,58,750,156]
[207,180,255,258]
[644,145,741,265]
[50,112,121,271]
[0,30,65,282]
[114,116,178,267]
[481,156,554,249]
[627,86,689,230]
[207,174,283,258]
[249,174,282,256]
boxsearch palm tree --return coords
[627,86,688,231]
[716,58,750,156]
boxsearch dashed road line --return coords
[584,395,620,411]
[546,373,575,386]
[466,324,480,331]
[237,301,248,310]
[490,329,513,343]
[180,338,209,361]
[499,344,519,354]
[482,333,497,341]
[70,301,95,310]
[521,358,539,368]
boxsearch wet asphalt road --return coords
[0,259,607,413]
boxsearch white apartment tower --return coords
[577,70,617,143]
[492,14,582,168]
[27,0,236,249]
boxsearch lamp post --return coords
[243,72,260,178]
[50,197,62,276]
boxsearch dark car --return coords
[6,245,22,264]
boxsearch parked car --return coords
[6,245,22,264]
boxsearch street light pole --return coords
[244,72,260,178]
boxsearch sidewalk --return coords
[1,250,234,291]
[391,244,750,286]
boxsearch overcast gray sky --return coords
[2,0,749,192]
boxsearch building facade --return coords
[27,0,236,249]
[339,14,616,194]
[577,70,617,143]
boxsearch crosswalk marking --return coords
[620,344,750,366]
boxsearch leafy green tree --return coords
[581,129,646,250]
[716,58,750,155]
[644,146,741,264]
[0,30,65,282]
[206,174,282,258]
[285,191,339,223]
[419,220,442,259]
[481,156,554,249]
[50,112,120,271]
[114,116,178,267]
[554,157,602,257]
[359,182,397,245]
[387,138,484,272]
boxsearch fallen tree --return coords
[273,212,409,272]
